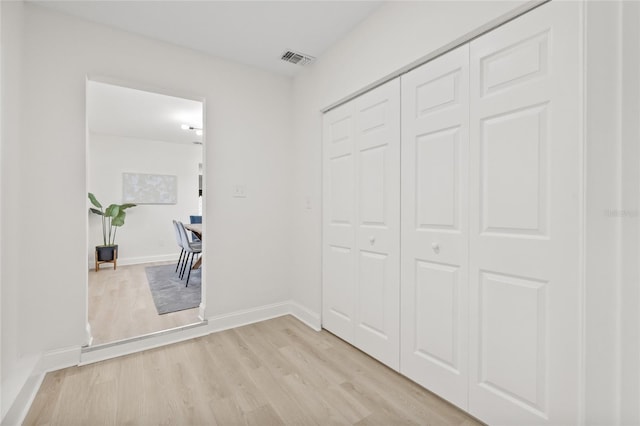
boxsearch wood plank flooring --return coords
[24,315,481,425]
[89,261,201,345]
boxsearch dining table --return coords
[184,223,202,269]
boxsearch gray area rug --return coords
[145,263,201,315]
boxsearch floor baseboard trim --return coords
[207,301,291,333]
[79,321,210,365]
[1,355,43,426]
[88,254,178,270]
[289,300,322,331]
[1,373,44,426]
[2,346,84,425]
[38,346,82,373]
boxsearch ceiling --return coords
[33,0,383,77]
[61,1,383,144]
[87,80,204,144]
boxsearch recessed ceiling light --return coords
[181,123,189,130]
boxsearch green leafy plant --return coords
[88,192,137,246]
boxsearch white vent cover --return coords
[280,50,315,66]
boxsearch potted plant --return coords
[88,192,136,266]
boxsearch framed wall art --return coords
[122,173,177,204]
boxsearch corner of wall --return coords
[1,1,26,423]
[289,300,321,331]
[1,346,81,426]
[1,353,42,426]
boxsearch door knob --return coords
[369,236,376,245]
[432,242,440,253]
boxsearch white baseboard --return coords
[289,300,322,331]
[205,300,321,333]
[80,321,210,365]
[82,300,317,365]
[1,355,40,426]
[88,254,178,270]
[117,254,179,267]
[38,346,82,374]
[207,301,291,333]
[1,347,81,426]
[1,371,43,426]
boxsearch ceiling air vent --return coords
[280,50,315,66]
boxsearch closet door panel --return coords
[322,79,401,370]
[322,103,357,343]
[401,44,470,408]
[354,79,401,370]
[469,2,582,425]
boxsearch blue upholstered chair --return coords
[189,215,202,241]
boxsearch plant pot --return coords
[96,245,118,261]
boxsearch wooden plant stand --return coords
[95,247,117,271]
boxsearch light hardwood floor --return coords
[25,315,481,425]
[89,261,201,345]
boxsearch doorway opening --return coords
[85,79,206,346]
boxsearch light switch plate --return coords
[233,184,246,198]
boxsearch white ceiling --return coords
[58,1,383,144]
[87,80,204,144]
[33,0,383,77]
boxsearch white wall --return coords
[584,2,618,421]
[583,2,632,423]
[619,2,640,423]
[0,0,3,415]
[1,2,292,418]
[0,2,40,421]
[0,0,5,419]
[88,133,202,266]
[582,3,640,422]
[289,0,528,324]
[0,0,3,418]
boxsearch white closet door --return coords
[322,79,401,370]
[354,79,401,370]
[322,101,356,343]
[400,45,470,408]
[468,2,582,424]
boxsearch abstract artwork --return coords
[123,173,177,204]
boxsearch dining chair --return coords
[189,215,202,241]
[176,221,202,286]
[172,220,186,274]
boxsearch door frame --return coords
[83,74,209,348]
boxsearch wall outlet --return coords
[233,184,246,198]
